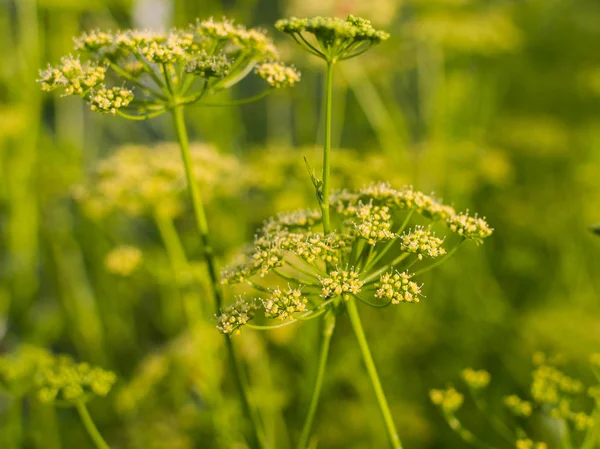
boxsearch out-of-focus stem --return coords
[75,402,110,449]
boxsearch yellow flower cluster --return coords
[516,440,547,449]
[400,226,446,260]
[353,204,394,245]
[36,356,116,404]
[255,62,301,88]
[319,269,364,300]
[216,298,258,334]
[504,395,532,417]
[104,245,143,277]
[461,368,491,390]
[375,270,422,304]
[263,286,308,320]
[430,387,464,413]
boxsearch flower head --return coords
[430,387,464,413]
[461,368,491,390]
[276,15,389,62]
[216,298,258,334]
[319,269,363,300]
[399,226,446,259]
[263,286,308,320]
[375,270,422,304]
[447,212,493,242]
[35,355,116,405]
[255,62,301,88]
[90,86,134,114]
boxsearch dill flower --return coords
[516,440,547,449]
[0,345,54,396]
[399,227,446,260]
[353,204,394,245]
[255,61,301,88]
[504,395,532,417]
[90,86,134,114]
[447,212,494,243]
[35,355,116,404]
[375,270,421,304]
[219,182,491,333]
[276,15,389,62]
[104,245,143,276]
[216,298,258,334]
[319,269,364,300]
[73,143,239,219]
[40,18,299,118]
[461,368,491,390]
[429,387,464,413]
[263,286,308,320]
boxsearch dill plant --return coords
[218,15,493,449]
[39,18,300,449]
[430,354,600,449]
[0,346,116,449]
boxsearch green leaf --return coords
[304,156,323,204]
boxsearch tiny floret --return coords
[255,62,301,88]
[461,368,491,390]
[35,355,116,404]
[185,52,231,79]
[375,270,422,304]
[400,226,446,259]
[429,387,464,413]
[319,269,363,300]
[263,286,308,320]
[90,86,134,114]
[216,298,258,334]
[353,203,394,245]
[504,395,532,417]
[516,440,548,449]
[447,212,493,242]
[104,245,143,276]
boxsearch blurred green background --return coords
[1,0,600,448]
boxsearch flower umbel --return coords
[218,182,492,334]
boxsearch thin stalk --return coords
[297,311,336,449]
[170,105,267,449]
[346,298,402,449]
[75,402,110,449]
[321,61,334,234]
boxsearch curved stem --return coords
[346,298,402,449]
[171,106,267,449]
[75,402,110,449]
[192,89,272,107]
[297,311,336,449]
[321,61,334,234]
[116,109,166,121]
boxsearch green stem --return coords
[170,105,267,449]
[346,298,403,449]
[297,311,336,449]
[75,402,110,449]
[321,61,334,234]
